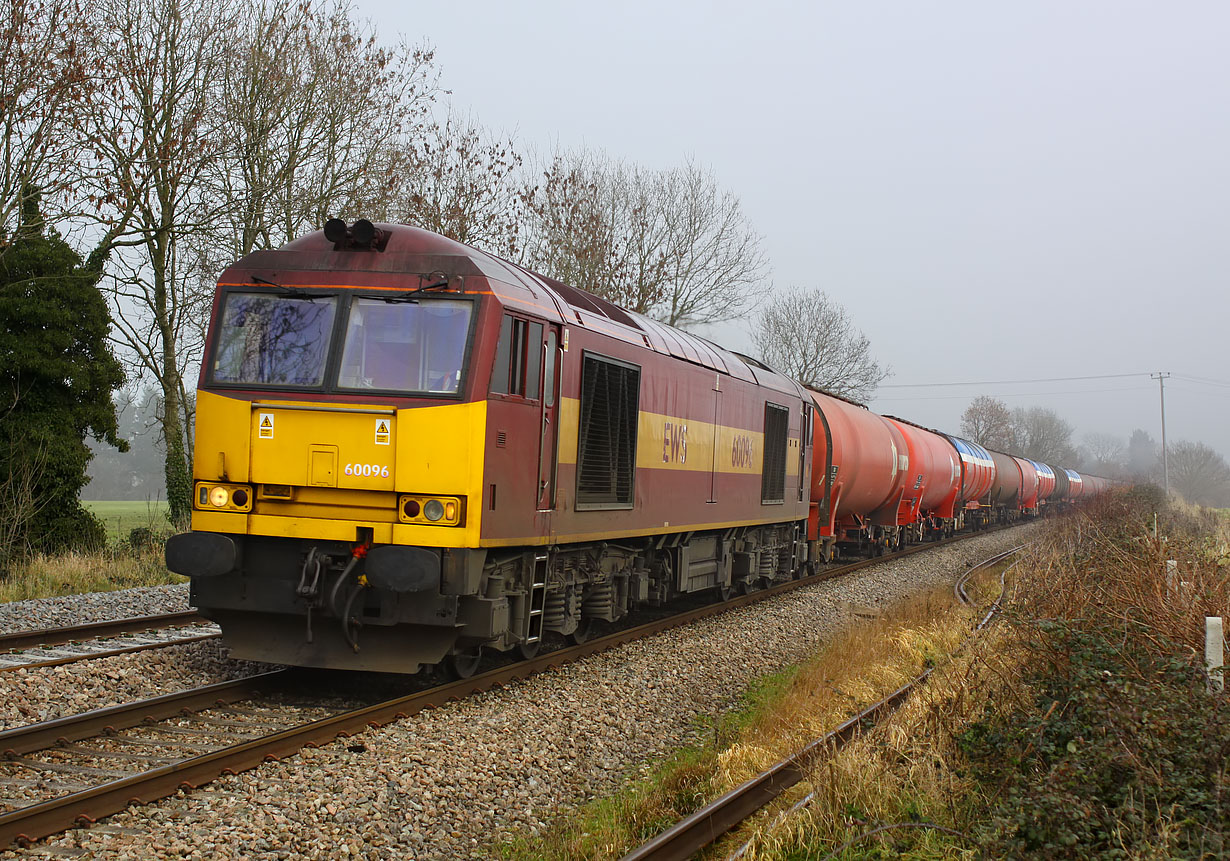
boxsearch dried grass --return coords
[0,543,184,602]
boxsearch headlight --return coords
[423,500,445,521]
[195,482,253,512]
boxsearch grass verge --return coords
[499,568,997,860]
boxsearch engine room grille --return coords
[761,402,789,504]
[576,354,640,508]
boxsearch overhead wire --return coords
[877,372,1151,389]
[872,385,1154,403]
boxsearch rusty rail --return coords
[0,612,206,654]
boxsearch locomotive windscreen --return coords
[211,293,338,386]
[337,297,471,393]
[208,291,472,395]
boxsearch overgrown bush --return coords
[962,620,1229,858]
[960,491,1230,859]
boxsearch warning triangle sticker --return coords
[376,420,388,434]
[261,416,273,428]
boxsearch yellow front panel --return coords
[250,404,396,491]
[195,391,253,482]
[193,396,486,547]
[394,400,486,545]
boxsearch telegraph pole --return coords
[1152,372,1171,494]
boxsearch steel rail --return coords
[0,633,222,675]
[621,543,1027,861]
[0,524,1018,848]
[0,672,288,758]
[0,612,206,654]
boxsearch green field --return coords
[82,500,172,543]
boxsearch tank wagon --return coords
[166,221,812,674]
[945,435,996,528]
[167,220,1117,675]
[805,390,910,560]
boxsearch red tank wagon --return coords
[885,417,961,540]
[1016,457,1041,513]
[807,390,911,559]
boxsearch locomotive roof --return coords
[218,222,806,400]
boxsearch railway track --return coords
[0,525,1019,849]
[620,544,1024,861]
[0,613,219,674]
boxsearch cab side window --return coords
[491,315,542,399]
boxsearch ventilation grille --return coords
[761,403,789,504]
[497,431,507,448]
[577,355,640,508]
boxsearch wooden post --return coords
[1207,617,1224,694]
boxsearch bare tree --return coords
[522,149,667,312]
[750,286,889,401]
[960,395,1016,452]
[655,158,766,328]
[0,0,96,250]
[209,0,438,262]
[0,439,49,572]
[381,109,524,259]
[81,0,234,525]
[1080,432,1126,477]
[1168,440,1230,507]
[1011,406,1076,465]
[522,150,766,327]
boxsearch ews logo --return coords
[662,421,687,464]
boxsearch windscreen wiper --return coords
[252,276,315,301]
[362,279,450,304]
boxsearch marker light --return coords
[397,495,463,526]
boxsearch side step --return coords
[525,553,548,644]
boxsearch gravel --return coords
[0,584,190,635]
[0,526,1036,860]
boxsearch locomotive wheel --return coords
[568,619,596,645]
[716,584,734,602]
[446,646,483,680]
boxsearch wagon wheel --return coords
[516,641,540,661]
[716,583,735,602]
[445,645,483,680]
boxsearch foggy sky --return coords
[353,0,1230,460]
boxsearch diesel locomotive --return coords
[166,220,1112,675]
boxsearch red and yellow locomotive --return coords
[166,221,814,674]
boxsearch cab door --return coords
[537,326,561,510]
